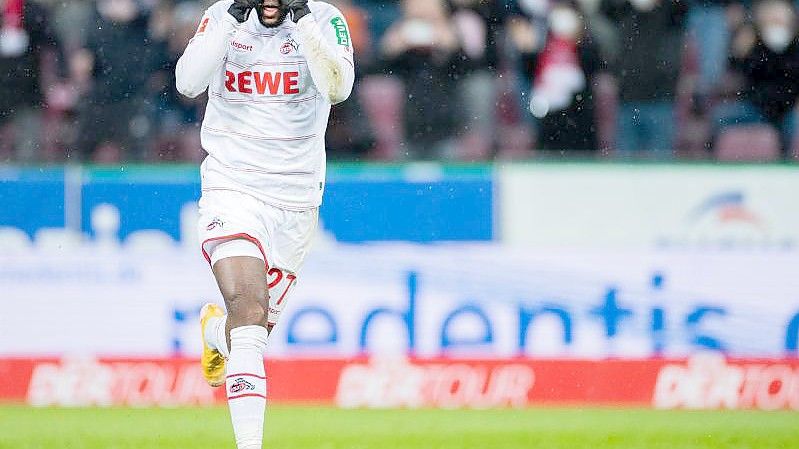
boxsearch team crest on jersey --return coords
[206,217,224,231]
[280,37,299,55]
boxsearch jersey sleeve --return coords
[318,5,355,72]
[175,1,240,98]
[294,3,355,105]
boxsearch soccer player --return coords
[175,0,354,447]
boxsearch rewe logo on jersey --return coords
[224,70,300,95]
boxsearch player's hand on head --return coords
[280,0,310,22]
[228,0,259,23]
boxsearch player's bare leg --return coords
[212,255,270,449]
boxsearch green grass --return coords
[0,405,797,449]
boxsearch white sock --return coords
[226,325,269,449]
[203,314,230,358]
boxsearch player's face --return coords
[258,0,288,28]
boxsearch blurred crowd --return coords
[2,0,799,162]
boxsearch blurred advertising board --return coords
[1,244,797,359]
[2,355,798,410]
[0,164,493,243]
[498,164,799,249]
[6,163,797,248]
[2,163,799,410]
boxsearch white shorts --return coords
[197,189,319,325]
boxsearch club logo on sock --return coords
[229,377,256,394]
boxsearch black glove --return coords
[280,0,311,22]
[228,0,259,23]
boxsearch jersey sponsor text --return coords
[224,70,300,95]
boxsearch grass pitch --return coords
[0,405,797,449]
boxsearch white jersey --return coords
[176,1,355,210]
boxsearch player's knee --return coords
[227,296,268,327]
[223,282,268,326]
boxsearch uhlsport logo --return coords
[230,40,253,52]
[229,377,255,394]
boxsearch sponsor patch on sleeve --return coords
[330,16,350,47]
[196,16,210,35]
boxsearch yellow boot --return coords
[199,303,226,387]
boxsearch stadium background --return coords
[1,162,798,412]
[1,0,799,447]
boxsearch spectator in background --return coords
[380,0,469,159]
[0,0,64,161]
[688,0,739,107]
[518,1,603,152]
[150,1,206,162]
[358,0,401,44]
[447,0,515,158]
[575,0,622,63]
[45,0,94,54]
[714,0,799,159]
[602,0,688,159]
[72,0,169,162]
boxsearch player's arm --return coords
[285,0,355,104]
[175,0,257,98]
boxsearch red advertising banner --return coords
[1,355,797,410]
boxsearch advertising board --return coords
[0,165,493,244]
[1,244,796,359]
[499,164,799,249]
[3,355,797,410]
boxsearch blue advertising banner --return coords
[0,164,494,243]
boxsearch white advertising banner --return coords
[1,243,797,359]
[498,164,799,249]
